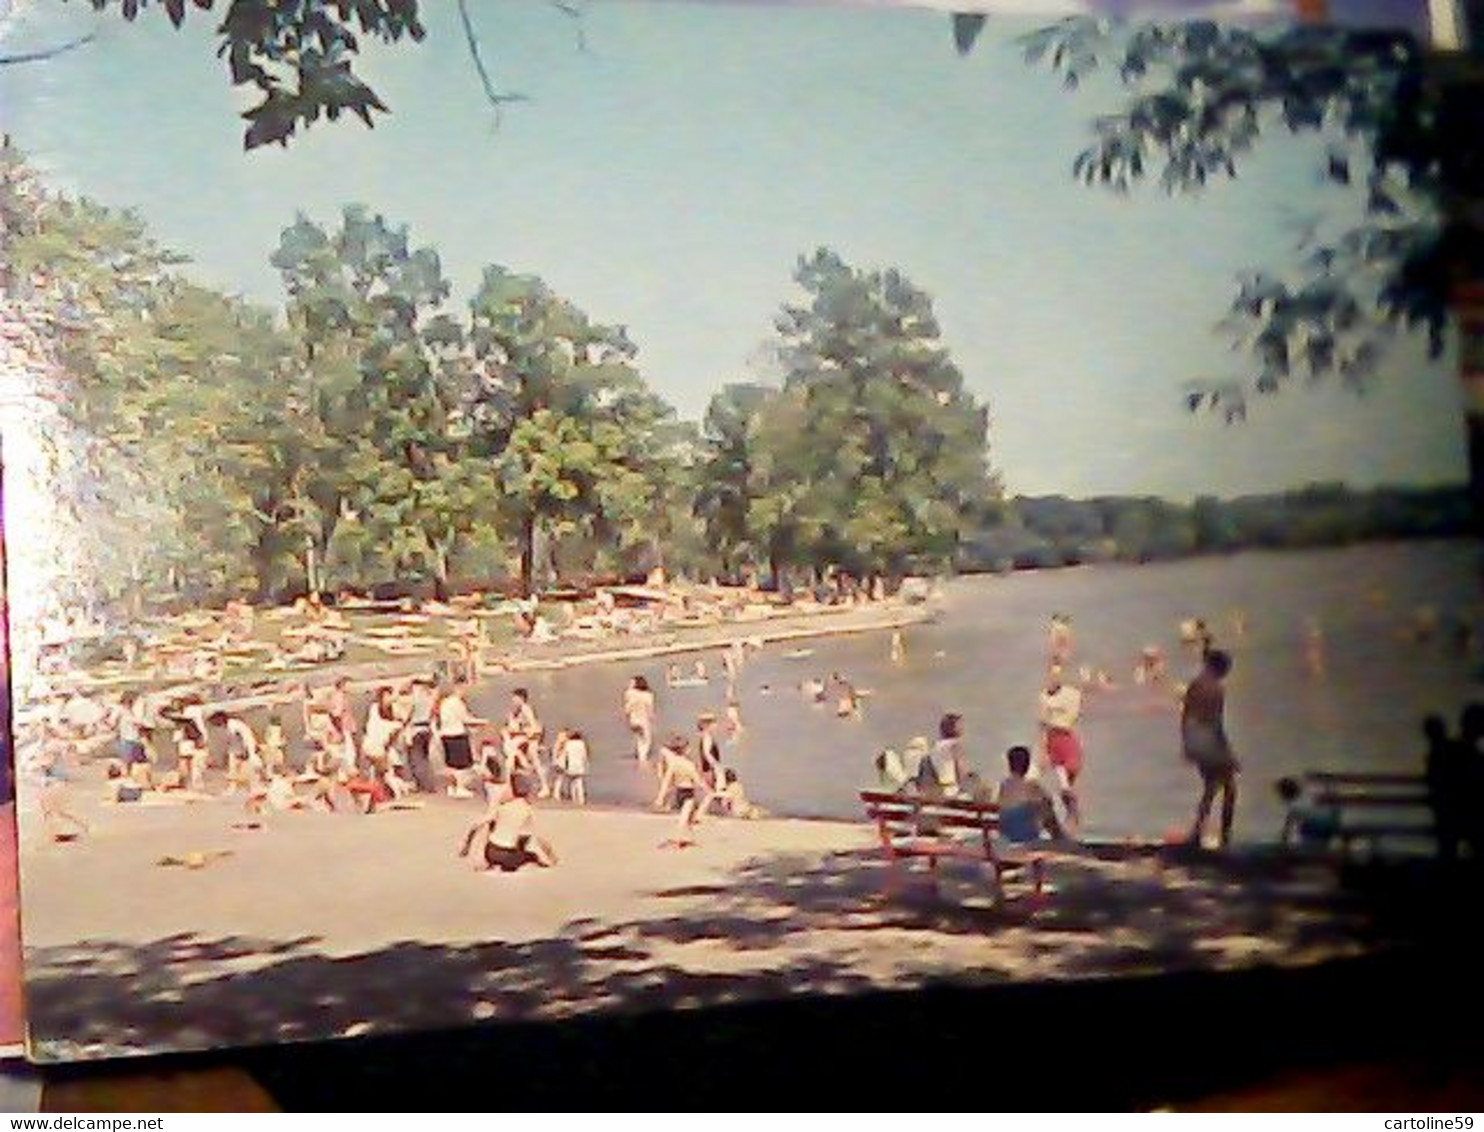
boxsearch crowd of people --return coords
[865,611,1244,850]
[24,592,1480,873]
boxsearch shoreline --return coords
[33,600,937,712]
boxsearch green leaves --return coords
[83,0,424,149]
[733,248,998,578]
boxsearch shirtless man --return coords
[1181,649,1239,849]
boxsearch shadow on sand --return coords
[27,841,1478,1068]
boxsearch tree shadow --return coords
[23,841,1468,1061]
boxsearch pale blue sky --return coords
[0,0,1466,498]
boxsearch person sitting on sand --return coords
[304,710,346,811]
[104,761,146,804]
[704,768,764,819]
[996,745,1066,843]
[654,736,712,847]
[460,773,558,874]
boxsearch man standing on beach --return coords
[1038,666,1084,832]
[1181,649,1239,849]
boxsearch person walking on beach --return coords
[654,736,711,848]
[328,677,359,772]
[623,676,657,761]
[1038,666,1084,832]
[437,680,487,798]
[404,676,439,793]
[697,712,724,786]
[1181,649,1239,849]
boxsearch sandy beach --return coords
[17,782,1399,1062]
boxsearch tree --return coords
[1002,17,1484,514]
[270,204,474,596]
[694,382,777,577]
[465,265,678,594]
[748,248,999,581]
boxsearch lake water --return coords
[463,541,1481,843]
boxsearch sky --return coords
[0,0,1466,500]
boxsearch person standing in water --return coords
[1038,666,1084,832]
[1302,616,1326,680]
[1181,649,1239,849]
[890,630,905,664]
[1048,614,1074,664]
[623,676,657,762]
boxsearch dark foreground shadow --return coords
[29,841,1481,1046]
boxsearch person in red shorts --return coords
[1038,664,1084,834]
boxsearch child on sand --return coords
[654,737,711,848]
[174,715,209,794]
[262,715,287,775]
[697,713,724,787]
[549,729,571,801]
[559,730,589,805]
[705,768,764,819]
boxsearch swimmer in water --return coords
[1303,616,1326,679]
[801,677,826,701]
[1228,609,1248,640]
[1049,614,1074,663]
[836,682,861,719]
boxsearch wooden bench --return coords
[860,790,1045,906]
[1299,771,1435,859]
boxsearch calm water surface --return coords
[459,541,1480,842]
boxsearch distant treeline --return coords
[959,483,1471,572]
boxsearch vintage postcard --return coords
[0,0,1478,1061]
